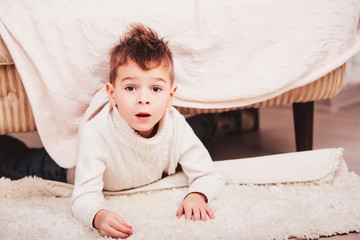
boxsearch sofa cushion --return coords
[0,64,36,134]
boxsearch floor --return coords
[207,102,360,240]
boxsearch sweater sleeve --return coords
[71,124,108,229]
[177,115,225,202]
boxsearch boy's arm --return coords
[176,117,225,220]
[71,126,108,228]
[72,127,133,237]
[178,121,225,202]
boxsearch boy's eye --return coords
[151,86,162,92]
[125,86,136,91]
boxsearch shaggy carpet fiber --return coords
[1,157,360,239]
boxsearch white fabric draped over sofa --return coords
[0,0,359,167]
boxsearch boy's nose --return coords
[137,91,150,105]
[138,100,150,104]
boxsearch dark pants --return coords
[0,135,67,182]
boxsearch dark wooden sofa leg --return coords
[292,101,314,151]
[247,108,259,131]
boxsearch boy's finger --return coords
[184,207,193,220]
[193,209,201,221]
[176,205,184,218]
[111,222,133,235]
[107,226,131,239]
[115,216,133,229]
[206,208,215,219]
[98,225,128,239]
[111,218,133,235]
[200,208,207,222]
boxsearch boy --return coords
[71,24,225,239]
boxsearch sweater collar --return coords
[110,105,168,151]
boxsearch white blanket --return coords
[0,0,359,167]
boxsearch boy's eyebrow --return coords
[153,78,167,83]
[120,76,137,82]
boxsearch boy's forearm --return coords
[72,195,106,229]
[185,172,225,202]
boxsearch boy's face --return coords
[106,60,176,138]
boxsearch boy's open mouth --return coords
[136,113,151,121]
[136,113,151,117]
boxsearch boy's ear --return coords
[167,85,177,107]
[106,82,117,106]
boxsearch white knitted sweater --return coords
[71,103,225,228]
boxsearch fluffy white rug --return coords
[1,157,360,240]
[0,149,360,240]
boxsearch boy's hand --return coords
[93,209,133,239]
[176,192,214,221]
